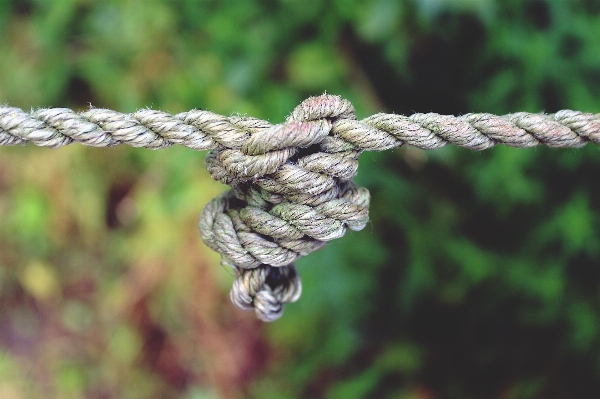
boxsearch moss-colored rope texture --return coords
[2,94,600,320]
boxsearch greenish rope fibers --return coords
[2,94,600,321]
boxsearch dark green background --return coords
[1,0,600,398]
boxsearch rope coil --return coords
[2,94,600,320]
[199,96,369,321]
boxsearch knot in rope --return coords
[198,94,370,321]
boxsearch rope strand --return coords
[2,102,600,151]
[3,94,599,321]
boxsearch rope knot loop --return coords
[198,94,370,321]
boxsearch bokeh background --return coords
[1,0,600,398]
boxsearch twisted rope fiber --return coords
[2,95,600,321]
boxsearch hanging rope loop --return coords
[199,94,370,321]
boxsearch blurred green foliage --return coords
[1,0,600,398]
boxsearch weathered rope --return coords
[2,94,600,321]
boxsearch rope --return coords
[3,99,600,150]
[2,94,600,321]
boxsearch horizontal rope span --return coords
[2,94,600,321]
[2,101,600,151]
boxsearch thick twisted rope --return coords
[2,94,600,321]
